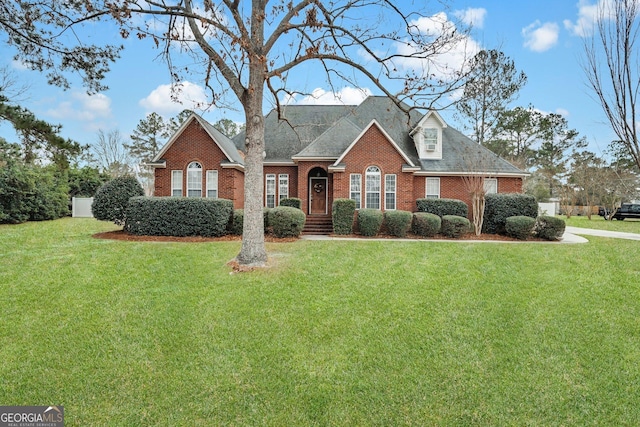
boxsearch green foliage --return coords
[92,176,144,226]
[125,197,233,237]
[68,166,111,198]
[231,209,244,235]
[483,193,538,234]
[268,206,306,238]
[440,215,471,238]
[505,215,537,240]
[416,198,468,218]
[332,198,356,235]
[357,209,384,236]
[411,212,441,237]
[279,198,302,209]
[384,210,412,237]
[0,147,69,224]
[535,215,566,241]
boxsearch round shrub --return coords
[440,215,471,238]
[279,198,302,209]
[416,198,468,218]
[92,176,144,225]
[357,209,383,236]
[332,198,356,235]
[231,209,244,235]
[535,215,566,241]
[482,193,537,235]
[268,206,306,238]
[412,212,441,237]
[384,210,412,237]
[124,197,233,237]
[505,215,536,240]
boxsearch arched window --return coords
[187,161,202,197]
[365,166,381,209]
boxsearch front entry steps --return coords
[303,215,333,235]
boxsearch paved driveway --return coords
[565,226,640,241]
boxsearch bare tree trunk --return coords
[236,49,268,266]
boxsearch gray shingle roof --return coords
[232,96,525,176]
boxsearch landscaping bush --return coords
[482,193,538,235]
[416,198,468,218]
[279,198,302,209]
[92,176,144,225]
[231,209,243,235]
[535,215,566,241]
[357,209,383,236]
[384,210,412,237]
[268,206,306,238]
[124,197,233,237]
[440,215,471,238]
[411,212,441,237]
[505,215,536,240]
[332,198,356,235]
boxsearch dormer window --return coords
[423,128,438,151]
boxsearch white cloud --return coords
[284,87,373,106]
[563,0,619,37]
[454,7,487,29]
[555,108,570,117]
[139,81,209,115]
[47,92,112,122]
[392,12,482,80]
[522,21,559,52]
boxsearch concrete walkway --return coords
[565,226,640,241]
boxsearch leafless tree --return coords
[4,1,472,266]
[90,130,134,178]
[582,0,640,170]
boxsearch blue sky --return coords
[0,0,617,157]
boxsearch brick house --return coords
[150,96,526,225]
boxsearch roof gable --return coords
[333,120,416,167]
[152,114,243,164]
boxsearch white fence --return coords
[72,197,94,218]
[538,202,558,216]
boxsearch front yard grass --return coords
[1,218,639,426]
[563,214,640,232]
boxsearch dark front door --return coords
[310,178,327,214]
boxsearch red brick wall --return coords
[334,125,415,212]
[263,165,299,206]
[155,120,244,207]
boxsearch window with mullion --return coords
[426,177,440,199]
[365,166,381,209]
[206,170,218,198]
[187,162,202,197]
[278,174,289,203]
[385,174,396,210]
[171,170,183,197]
[266,174,276,208]
[350,174,362,209]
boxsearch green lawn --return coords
[563,214,640,232]
[1,218,640,426]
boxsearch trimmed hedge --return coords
[231,209,244,235]
[92,176,144,225]
[332,198,356,235]
[482,193,538,235]
[505,215,536,240]
[279,198,302,209]
[358,209,383,236]
[416,198,468,218]
[384,210,412,237]
[440,215,471,238]
[124,197,233,237]
[412,212,441,237]
[535,215,566,241]
[268,206,306,238]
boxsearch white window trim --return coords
[484,178,498,194]
[171,170,183,197]
[266,174,276,208]
[278,174,289,203]
[206,170,218,198]
[187,162,203,197]
[365,166,381,210]
[350,173,362,210]
[426,177,440,199]
[385,174,397,210]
